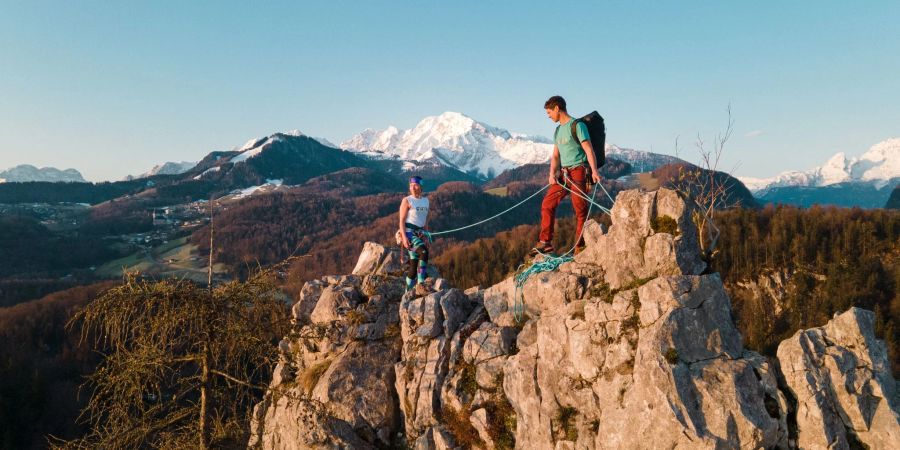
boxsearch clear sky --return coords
[1,1,898,181]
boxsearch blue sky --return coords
[1,1,898,181]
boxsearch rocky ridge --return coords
[249,188,899,449]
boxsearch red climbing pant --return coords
[539,165,588,246]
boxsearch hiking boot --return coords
[529,241,554,256]
[415,284,434,297]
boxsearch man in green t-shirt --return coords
[531,95,602,256]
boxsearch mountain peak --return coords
[739,137,900,193]
[341,112,549,178]
[125,161,197,180]
[232,131,339,164]
[435,111,472,122]
[341,112,685,179]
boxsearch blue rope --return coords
[424,183,551,239]
[512,254,574,321]
[513,177,612,322]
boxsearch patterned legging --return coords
[405,231,429,288]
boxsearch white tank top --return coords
[405,195,429,229]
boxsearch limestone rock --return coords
[777,307,900,450]
[518,270,586,319]
[414,425,457,450]
[291,279,325,325]
[310,341,400,444]
[309,285,361,324]
[470,408,494,450]
[353,241,403,276]
[463,322,517,364]
[575,188,706,289]
[504,273,789,449]
[483,277,516,323]
[248,395,376,450]
[395,288,475,439]
[250,271,404,448]
[361,274,405,300]
[253,189,899,450]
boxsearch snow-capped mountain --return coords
[125,161,197,180]
[228,130,339,165]
[341,112,553,179]
[739,138,900,195]
[606,145,685,172]
[341,112,683,179]
[0,164,86,183]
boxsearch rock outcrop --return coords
[778,308,900,449]
[250,188,900,449]
[249,260,406,449]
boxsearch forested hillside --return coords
[0,282,116,449]
[0,216,122,280]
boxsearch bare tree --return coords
[53,269,291,450]
[209,196,215,287]
[672,106,737,259]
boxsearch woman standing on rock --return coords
[398,176,433,296]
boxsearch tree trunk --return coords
[199,343,210,450]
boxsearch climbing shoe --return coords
[574,244,586,256]
[529,241,554,256]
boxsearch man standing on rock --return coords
[532,95,602,256]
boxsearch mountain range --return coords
[0,112,689,188]
[0,164,86,183]
[738,138,899,208]
[340,111,683,179]
[739,138,899,193]
[3,112,898,208]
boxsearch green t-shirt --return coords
[554,118,590,167]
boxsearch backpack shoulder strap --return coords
[570,118,581,143]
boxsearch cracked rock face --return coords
[249,270,404,448]
[504,273,789,450]
[777,307,900,449]
[252,188,899,450]
[573,188,706,290]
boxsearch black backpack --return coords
[570,111,606,168]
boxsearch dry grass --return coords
[651,215,679,235]
[441,405,485,449]
[345,309,366,326]
[665,348,679,365]
[383,323,401,339]
[457,360,478,398]
[299,359,332,396]
[485,392,517,450]
[555,405,578,442]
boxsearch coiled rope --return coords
[512,174,614,321]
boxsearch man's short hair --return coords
[544,96,567,112]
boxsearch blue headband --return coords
[409,176,423,185]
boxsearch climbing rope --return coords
[424,183,551,240]
[406,172,617,323]
[513,174,616,322]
